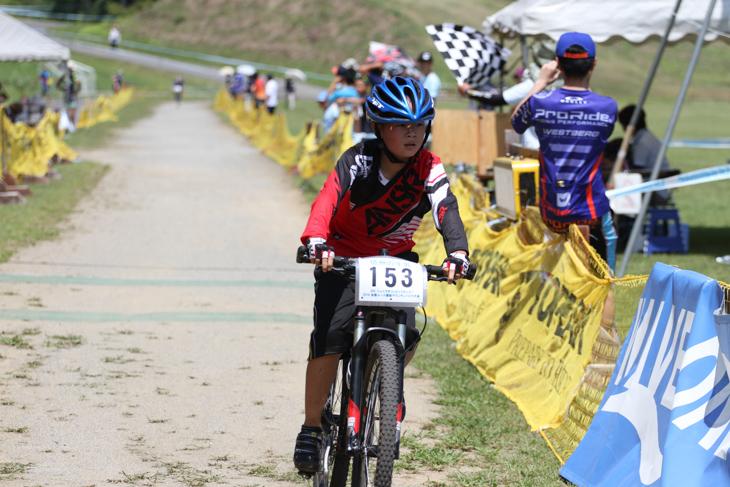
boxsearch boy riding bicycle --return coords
[294,76,471,474]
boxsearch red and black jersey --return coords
[301,139,468,258]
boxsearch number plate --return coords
[355,256,428,308]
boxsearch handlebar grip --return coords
[296,245,309,263]
[296,246,354,270]
[425,264,478,280]
[465,263,477,280]
[425,265,443,277]
[333,256,351,268]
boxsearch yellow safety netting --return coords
[410,174,651,462]
[214,88,353,177]
[2,88,134,180]
[75,88,135,130]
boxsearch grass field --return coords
[0,162,109,263]
[408,322,567,486]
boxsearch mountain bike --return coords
[296,246,476,487]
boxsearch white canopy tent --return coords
[0,11,70,61]
[482,0,730,277]
[483,0,730,44]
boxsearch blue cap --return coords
[556,32,596,58]
[317,90,328,102]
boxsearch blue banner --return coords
[561,263,729,487]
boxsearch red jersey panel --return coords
[301,140,468,258]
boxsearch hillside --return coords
[84,0,725,103]
[114,0,512,76]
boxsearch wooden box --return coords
[431,109,512,177]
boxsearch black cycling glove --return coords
[442,252,470,276]
[306,237,335,261]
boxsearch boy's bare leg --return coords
[303,353,342,427]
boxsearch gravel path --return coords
[0,101,441,486]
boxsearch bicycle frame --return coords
[346,306,408,459]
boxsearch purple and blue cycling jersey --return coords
[511,88,617,223]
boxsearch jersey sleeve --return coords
[502,79,535,106]
[465,88,506,107]
[511,97,534,134]
[424,155,469,255]
[300,148,357,245]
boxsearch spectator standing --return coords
[111,69,123,93]
[230,72,245,100]
[249,72,266,109]
[56,60,81,124]
[172,76,184,105]
[316,90,328,111]
[108,24,121,49]
[511,32,618,269]
[265,74,279,114]
[358,61,386,90]
[285,76,295,110]
[319,67,359,133]
[325,68,359,107]
[38,68,52,99]
[417,51,441,102]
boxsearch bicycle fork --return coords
[345,307,407,459]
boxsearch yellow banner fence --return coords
[412,174,650,463]
[214,88,353,178]
[1,88,135,181]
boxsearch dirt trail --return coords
[0,101,441,486]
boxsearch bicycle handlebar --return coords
[296,246,476,281]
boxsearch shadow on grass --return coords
[688,226,730,256]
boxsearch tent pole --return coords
[520,35,529,68]
[609,0,683,186]
[1,108,5,177]
[617,0,718,277]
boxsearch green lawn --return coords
[406,321,567,486]
[0,162,109,263]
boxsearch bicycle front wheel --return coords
[352,340,399,487]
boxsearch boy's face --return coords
[375,122,427,161]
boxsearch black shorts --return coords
[308,268,421,360]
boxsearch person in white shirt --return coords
[417,52,441,103]
[108,24,121,49]
[458,68,541,149]
[265,74,279,114]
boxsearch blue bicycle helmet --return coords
[366,76,435,124]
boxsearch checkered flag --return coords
[426,24,511,89]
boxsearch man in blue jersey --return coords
[511,32,617,270]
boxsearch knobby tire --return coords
[352,340,399,487]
